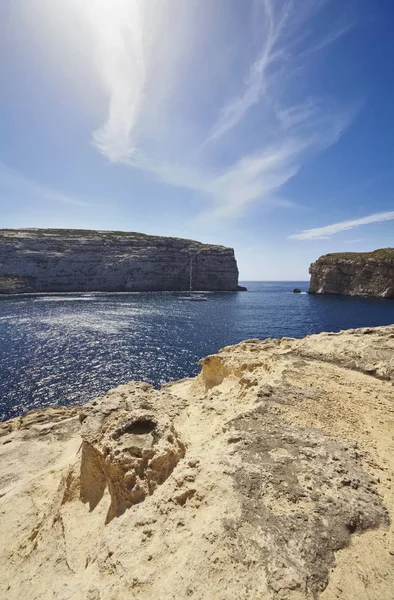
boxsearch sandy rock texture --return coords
[0,229,239,293]
[1,325,394,599]
[309,249,394,297]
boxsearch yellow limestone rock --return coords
[1,326,394,599]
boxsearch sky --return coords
[0,0,393,280]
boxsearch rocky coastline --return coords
[0,229,240,293]
[308,248,394,297]
[1,324,394,599]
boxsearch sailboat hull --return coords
[179,296,208,301]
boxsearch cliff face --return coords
[1,325,394,600]
[309,249,394,297]
[0,229,239,293]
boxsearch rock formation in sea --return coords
[309,248,394,297]
[0,229,240,293]
[1,325,394,600]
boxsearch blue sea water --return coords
[1,281,394,421]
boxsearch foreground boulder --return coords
[1,325,394,599]
[308,249,394,297]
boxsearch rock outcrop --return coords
[1,325,394,600]
[309,249,394,297]
[0,229,240,293]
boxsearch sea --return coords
[1,281,394,421]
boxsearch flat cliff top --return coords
[1,325,394,600]
[0,228,233,252]
[312,248,394,263]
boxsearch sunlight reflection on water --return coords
[1,283,394,420]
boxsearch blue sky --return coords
[1,0,393,279]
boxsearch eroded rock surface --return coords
[309,249,394,297]
[0,228,239,293]
[1,326,394,599]
[76,384,186,523]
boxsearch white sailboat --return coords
[179,256,208,301]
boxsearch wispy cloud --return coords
[82,0,146,162]
[202,0,347,146]
[0,162,96,208]
[44,0,356,218]
[289,211,394,240]
[203,0,285,146]
[139,103,355,219]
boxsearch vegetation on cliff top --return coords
[314,248,394,263]
[0,228,232,253]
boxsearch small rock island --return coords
[309,248,394,297]
[0,228,241,293]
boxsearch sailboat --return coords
[179,256,208,301]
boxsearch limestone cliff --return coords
[309,249,394,297]
[0,228,239,293]
[1,325,394,600]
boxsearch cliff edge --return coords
[0,228,239,293]
[309,249,394,297]
[1,325,394,600]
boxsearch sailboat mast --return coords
[189,256,192,294]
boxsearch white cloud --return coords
[289,211,394,240]
[35,0,356,218]
[139,104,354,219]
[202,0,282,146]
[83,0,146,162]
[204,0,353,146]
[0,162,96,208]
